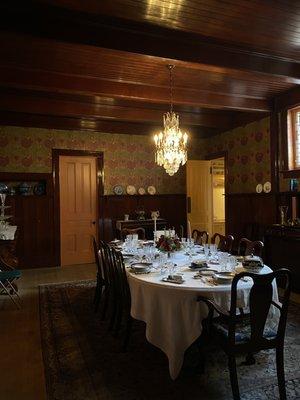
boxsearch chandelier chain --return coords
[169,64,174,113]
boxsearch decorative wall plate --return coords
[263,181,271,193]
[138,187,146,195]
[126,185,137,195]
[147,185,156,195]
[113,185,124,195]
[255,183,263,193]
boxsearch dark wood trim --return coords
[270,112,280,194]
[275,87,300,112]
[281,170,300,178]
[225,192,276,197]
[205,151,228,235]
[52,149,104,266]
[103,193,185,199]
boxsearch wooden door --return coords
[186,160,213,235]
[59,156,97,266]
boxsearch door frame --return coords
[205,151,228,235]
[52,149,104,266]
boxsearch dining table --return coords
[123,246,279,380]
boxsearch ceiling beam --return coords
[0,89,238,128]
[0,66,270,113]
[0,110,220,138]
[1,2,300,83]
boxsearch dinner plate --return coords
[194,269,217,278]
[263,181,271,193]
[130,262,152,274]
[147,185,156,195]
[256,183,263,193]
[113,185,124,195]
[126,185,137,195]
[162,277,185,284]
[214,272,235,283]
[190,261,208,269]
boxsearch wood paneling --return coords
[226,193,278,252]
[1,174,56,268]
[34,0,300,61]
[0,0,300,137]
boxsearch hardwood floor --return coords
[0,264,97,400]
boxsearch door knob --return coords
[92,221,96,225]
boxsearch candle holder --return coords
[279,205,288,226]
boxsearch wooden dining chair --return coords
[121,227,146,241]
[192,230,209,245]
[238,237,264,257]
[211,233,234,253]
[110,248,133,350]
[198,268,291,400]
[93,239,112,320]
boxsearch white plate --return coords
[138,187,146,195]
[147,185,156,195]
[214,272,234,283]
[256,183,263,193]
[162,277,185,284]
[113,185,124,195]
[126,185,136,195]
[263,181,271,193]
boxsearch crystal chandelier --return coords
[154,65,188,176]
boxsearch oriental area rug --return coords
[39,281,300,400]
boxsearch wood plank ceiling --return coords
[0,0,299,137]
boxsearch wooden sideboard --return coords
[115,218,167,240]
[264,225,300,293]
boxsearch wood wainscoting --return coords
[226,192,278,252]
[100,194,187,241]
[0,184,186,268]
[0,172,55,268]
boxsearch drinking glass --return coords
[203,244,210,260]
[227,255,237,272]
[218,252,229,272]
[210,244,217,260]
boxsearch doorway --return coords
[53,149,104,266]
[186,155,226,237]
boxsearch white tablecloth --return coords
[126,251,279,380]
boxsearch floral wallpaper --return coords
[0,126,204,195]
[0,118,270,195]
[204,117,271,193]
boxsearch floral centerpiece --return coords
[156,235,181,253]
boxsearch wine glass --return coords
[210,244,217,260]
[203,244,210,261]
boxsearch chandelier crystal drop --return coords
[154,65,188,176]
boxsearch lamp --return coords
[154,65,188,176]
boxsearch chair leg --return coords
[276,345,287,400]
[122,314,132,352]
[228,355,240,400]
[109,293,118,331]
[101,287,109,321]
[113,304,123,337]
[94,284,102,312]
